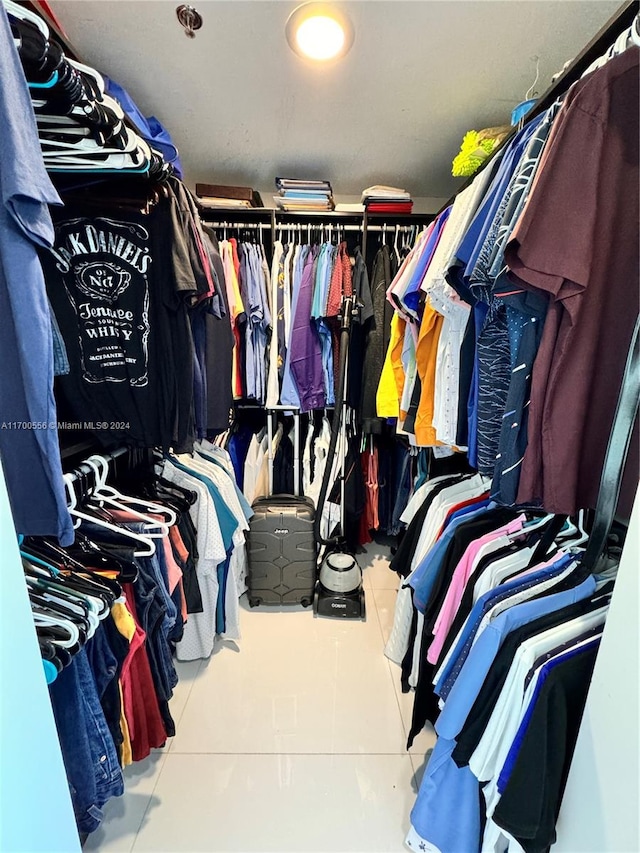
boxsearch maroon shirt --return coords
[505,47,640,515]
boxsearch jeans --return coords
[86,615,131,760]
[49,648,123,834]
[49,300,70,376]
[389,445,412,536]
[134,557,177,737]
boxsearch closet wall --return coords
[48,0,622,206]
[554,487,640,853]
[0,464,80,853]
[1,1,638,851]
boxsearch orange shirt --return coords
[414,300,444,446]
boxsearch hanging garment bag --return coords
[246,411,316,607]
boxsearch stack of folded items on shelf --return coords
[195,183,263,208]
[362,185,413,214]
[274,178,334,211]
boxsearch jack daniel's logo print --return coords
[76,261,131,302]
[51,218,151,386]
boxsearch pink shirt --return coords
[107,508,183,595]
[426,515,527,664]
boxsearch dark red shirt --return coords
[506,47,639,515]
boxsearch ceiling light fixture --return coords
[286,2,354,62]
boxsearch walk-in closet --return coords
[1,2,638,852]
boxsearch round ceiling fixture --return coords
[286,3,354,62]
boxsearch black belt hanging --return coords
[581,315,640,573]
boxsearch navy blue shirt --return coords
[0,5,73,545]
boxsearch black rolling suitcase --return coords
[246,412,316,608]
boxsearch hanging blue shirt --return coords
[0,5,73,546]
[408,500,493,613]
[434,571,597,741]
[496,636,601,794]
[403,207,452,317]
[168,457,238,634]
[313,243,336,405]
[435,553,577,700]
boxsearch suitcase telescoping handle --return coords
[266,407,300,498]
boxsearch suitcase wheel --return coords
[249,597,262,608]
[300,597,312,608]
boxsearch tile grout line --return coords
[367,581,412,742]
[127,750,170,853]
[165,660,204,754]
[368,582,389,647]
[130,661,203,851]
[161,751,419,756]
[367,573,417,793]
[367,578,425,779]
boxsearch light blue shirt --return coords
[435,572,597,740]
[280,245,308,407]
[434,552,576,698]
[194,447,253,522]
[313,243,335,405]
[408,501,493,613]
[410,571,597,853]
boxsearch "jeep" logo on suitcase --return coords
[274,528,289,535]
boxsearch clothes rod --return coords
[204,222,421,234]
[203,221,267,230]
[273,224,420,233]
[234,403,336,411]
[65,445,130,482]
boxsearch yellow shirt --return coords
[376,314,405,418]
[112,600,136,766]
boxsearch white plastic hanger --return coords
[505,512,555,541]
[32,611,79,648]
[557,509,589,547]
[86,456,176,529]
[3,0,50,37]
[582,19,639,78]
[63,473,156,556]
[34,585,101,637]
[90,455,177,527]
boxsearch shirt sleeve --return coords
[505,102,605,309]
[0,5,61,246]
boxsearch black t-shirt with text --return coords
[41,200,196,450]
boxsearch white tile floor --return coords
[85,544,436,853]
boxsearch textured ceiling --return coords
[49,0,621,203]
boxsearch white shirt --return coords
[400,474,461,527]
[243,430,268,504]
[410,474,489,574]
[385,475,487,668]
[161,460,225,661]
[265,240,284,408]
[430,286,471,448]
[470,608,608,796]
[420,169,496,296]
